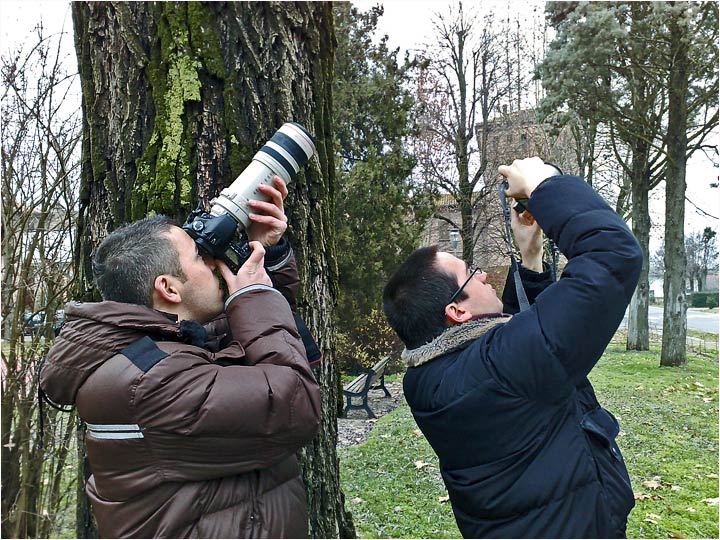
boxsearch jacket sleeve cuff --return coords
[265,238,293,272]
[224,284,283,311]
[234,236,292,271]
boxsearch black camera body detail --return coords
[183,211,251,273]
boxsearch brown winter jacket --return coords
[40,254,321,538]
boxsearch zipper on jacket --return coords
[248,469,261,537]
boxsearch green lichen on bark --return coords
[187,2,225,79]
[189,2,254,182]
[187,2,252,181]
[134,3,199,217]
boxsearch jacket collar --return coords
[402,314,512,368]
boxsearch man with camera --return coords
[383,157,642,538]
[40,177,321,538]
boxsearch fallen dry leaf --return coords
[351,497,363,504]
[686,507,696,513]
[438,495,450,503]
[702,397,713,403]
[642,480,662,490]
[414,460,432,469]
[643,518,658,525]
[668,531,685,538]
[634,492,663,501]
[646,513,662,521]
[670,485,683,491]
[704,473,719,479]
[701,497,720,505]
[412,429,423,437]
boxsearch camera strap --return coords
[498,180,530,312]
[36,357,74,450]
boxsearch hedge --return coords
[690,291,719,308]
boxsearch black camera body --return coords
[182,123,315,273]
[183,210,251,273]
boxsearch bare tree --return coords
[1,23,81,538]
[686,228,718,293]
[413,2,510,265]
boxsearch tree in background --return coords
[651,227,718,296]
[1,25,80,538]
[71,3,353,537]
[686,228,718,293]
[538,1,718,359]
[332,3,433,371]
[660,1,718,367]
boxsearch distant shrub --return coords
[336,308,405,375]
[690,291,718,308]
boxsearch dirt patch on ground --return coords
[337,379,405,448]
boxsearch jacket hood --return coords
[40,301,183,405]
[402,314,511,368]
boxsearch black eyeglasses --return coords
[448,265,481,304]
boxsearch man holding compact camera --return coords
[383,157,642,538]
[40,176,321,538]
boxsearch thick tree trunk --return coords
[626,143,650,350]
[72,2,354,537]
[661,5,689,367]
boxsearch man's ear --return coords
[153,274,182,305]
[445,302,473,325]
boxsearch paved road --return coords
[621,306,719,334]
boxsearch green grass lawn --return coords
[339,342,719,539]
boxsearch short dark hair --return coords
[382,246,466,349]
[92,215,185,307]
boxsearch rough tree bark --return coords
[661,4,689,367]
[72,2,354,537]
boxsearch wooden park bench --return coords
[342,355,392,419]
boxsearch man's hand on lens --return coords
[247,175,289,247]
[499,157,558,200]
[510,203,543,272]
[218,241,272,294]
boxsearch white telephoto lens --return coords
[210,122,316,229]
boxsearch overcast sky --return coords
[1,0,717,246]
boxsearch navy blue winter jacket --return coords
[403,175,643,538]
